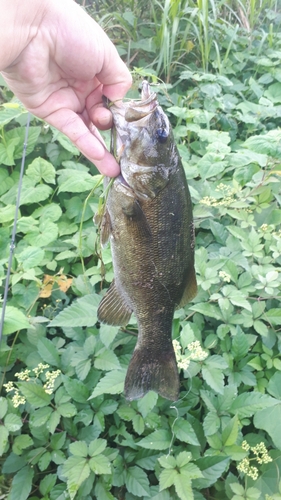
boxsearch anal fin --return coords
[98,280,132,326]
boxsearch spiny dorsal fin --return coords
[98,280,132,326]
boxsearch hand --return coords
[0,0,132,176]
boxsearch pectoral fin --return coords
[177,267,197,309]
[98,280,132,326]
[99,208,112,247]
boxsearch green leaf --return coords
[99,324,120,348]
[63,376,89,403]
[0,204,16,223]
[17,381,52,408]
[173,419,200,445]
[38,451,52,471]
[95,481,115,500]
[267,372,281,400]
[88,438,107,457]
[53,131,80,155]
[265,308,281,326]
[202,365,225,394]
[57,169,97,193]
[50,431,66,451]
[89,454,111,475]
[30,407,52,427]
[190,303,222,320]
[16,246,45,270]
[137,391,158,418]
[0,306,30,335]
[221,416,239,447]
[0,104,27,126]
[49,294,100,327]
[176,452,192,468]
[158,455,177,469]
[94,349,120,371]
[0,425,9,456]
[20,181,53,206]
[4,413,23,432]
[232,330,249,359]
[69,441,88,457]
[26,157,56,184]
[62,456,90,500]
[159,468,178,490]
[203,411,220,436]
[39,473,57,496]
[24,219,58,246]
[174,473,193,500]
[193,456,230,489]
[133,413,145,435]
[125,466,150,497]
[37,337,60,367]
[138,429,171,450]
[254,403,281,449]
[89,370,126,399]
[0,397,8,419]
[9,465,34,500]
[230,392,278,418]
[57,402,77,418]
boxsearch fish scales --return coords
[97,81,197,401]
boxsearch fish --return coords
[97,80,197,401]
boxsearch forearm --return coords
[0,0,45,71]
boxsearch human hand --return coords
[0,0,132,176]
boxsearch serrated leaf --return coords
[222,415,239,447]
[30,407,53,427]
[230,392,278,418]
[17,381,51,408]
[69,441,88,457]
[62,456,90,500]
[138,429,171,450]
[88,438,107,457]
[0,204,16,223]
[203,411,220,436]
[265,308,281,326]
[125,466,150,497]
[49,294,100,327]
[95,481,115,500]
[193,456,230,489]
[176,451,192,468]
[0,398,8,419]
[20,182,53,206]
[158,455,177,469]
[4,413,23,432]
[39,473,57,496]
[232,330,249,359]
[173,419,199,445]
[57,169,97,193]
[254,403,281,449]
[137,391,158,418]
[159,468,178,490]
[9,465,34,500]
[89,454,111,475]
[94,349,120,371]
[37,337,60,366]
[0,425,9,456]
[26,157,56,184]
[189,303,222,320]
[0,306,30,335]
[57,402,77,418]
[174,473,193,500]
[89,370,126,399]
[133,414,145,435]
[17,246,45,270]
[63,376,89,403]
[0,105,26,125]
[99,324,120,348]
[202,365,225,394]
[38,451,52,471]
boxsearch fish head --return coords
[110,81,176,199]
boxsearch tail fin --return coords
[124,345,179,401]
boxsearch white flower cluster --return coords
[3,363,61,407]
[237,440,272,480]
[173,339,208,371]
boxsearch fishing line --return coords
[0,113,31,345]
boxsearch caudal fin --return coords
[124,345,179,401]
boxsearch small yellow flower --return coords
[15,369,31,381]
[219,270,231,283]
[3,381,14,392]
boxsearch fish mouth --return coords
[110,80,158,123]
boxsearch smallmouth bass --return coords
[97,81,197,401]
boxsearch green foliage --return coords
[1,2,281,499]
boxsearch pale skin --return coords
[0,0,132,176]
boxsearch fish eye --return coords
[156,128,168,143]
